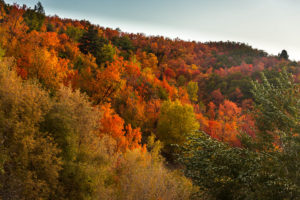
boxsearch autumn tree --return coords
[211,88,224,105]
[216,100,245,146]
[112,86,146,130]
[137,51,159,73]
[111,135,195,200]
[203,100,251,147]
[99,103,143,152]
[0,0,6,10]
[26,48,69,89]
[41,86,106,200]
[0,59,61,200]
[88,57,125,104]
[0,4,28,55]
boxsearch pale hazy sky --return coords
[5,0,300,61]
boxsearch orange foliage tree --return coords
[201,100,254,147]
[99,103,143,152]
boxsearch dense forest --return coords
[0,1,300,199]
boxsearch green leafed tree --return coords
[178,132,294,200]
[79,26,112,66]
[65,26,84,42]
[187,81,199,103]
[23,2,45,32]
[96,43,116,64]
[0,45,5,60]
[111,36,135,60]
[250,70,300,198]
[157,100,199,161]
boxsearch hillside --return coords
[1,1,300,199]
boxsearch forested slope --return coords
[1,1,300,199]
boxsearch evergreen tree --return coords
[23,2,45,31]
[250,70,300,198]
[279,49,289,60]
[79,26,111,65]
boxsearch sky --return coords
[5,0,300,61]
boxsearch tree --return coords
[96,43,116,64]
[34,2,45,14]
[0,60,61,200]
[23,2,45,31]
[112,86,146,130]
[41,86,105,200]
[250,70,300,198]
[203,100,250,147]
[187,81,198,103]
[65,26,84,42]
[137,51,159,73]
[177,75,186,87]
[79,26,110,65]
[279,49,289,60]
[111,135,195,200]
[210,88,224,105]
[25,48,68,89]
[112,35,135,60]
[157,100,199,156]
[251,70,300,149]
[0,44,4,60]
[79,26,102,54]
[0,5,28,55]
[216,100,245,146]
[88,56,125,104]
[0,0,6,8]
[99,103,143,152]
[178,132,294,200]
